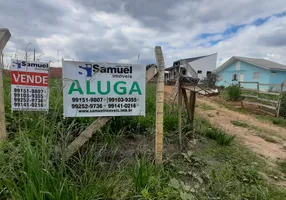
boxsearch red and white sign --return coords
[11,59,49,111]
[11,71,48,86]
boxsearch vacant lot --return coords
[1,81,286,199]
[196,96,286,161]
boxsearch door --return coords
[240,73,244,87]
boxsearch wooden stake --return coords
[0,63,6,139]
[154,46,165,164]
[0,28,11,140]
[189,91,196,124]
[64,117,110,158]
[277,81,285,117]
[182,88,192,122]
[178,77,182,148]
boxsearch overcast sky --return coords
[1,0,286,67]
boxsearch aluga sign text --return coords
[62,60,146,117]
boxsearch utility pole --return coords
[24,42,31,61]
[0,28,11,140]
[34,48,35,61]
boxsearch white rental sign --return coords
[10,59,49,111]
[62,60,146,117]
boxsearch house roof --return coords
[165,53,217,71]
[215,56,286,73]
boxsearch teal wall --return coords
[216,60,286,91]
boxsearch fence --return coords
[238,81,286,117]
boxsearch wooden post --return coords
[154,46,165,164]
[178,75,182,148]
[189,91,196,124]
[0,59,6,139]
[257,82,260,91]
[182,88,191,122]
[0,28,11,140]
[277,81,285,117]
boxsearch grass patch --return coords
[199,103,214,111]
[255,115,286,128]
[231,120,249,128]
[272,118,286,126]
[257,134,279,144]
[197,120,236,146]
[278,161,286,174]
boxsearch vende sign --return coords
[11,59,50,111]
[11,71,48,86]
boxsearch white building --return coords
[165,53,217,84]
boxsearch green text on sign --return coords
[68,80,142,95]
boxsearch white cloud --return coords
[1,0,286,69]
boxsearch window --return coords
[181,68,186,75]
[206,71,211,76]
[232,74,237,81]
[236,61,241,70]
[197,70,202,74]
[253,72,260,80]
[271,71,276,76]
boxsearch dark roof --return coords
[215,56,286,73]
[165,53,217,71]
[165,66,176,71]
[173,55,209,64]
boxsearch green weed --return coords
[258,134,279,144]
[231,120,249,128]
[204,128,235,146]
[199,103,214,111]
[272,118,286,126]
[278,161,286,173]
[227,84,242,101]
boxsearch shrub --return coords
[227,84,242,101]
[272,118,284,125]
[204,128,235,146]
[279,92,286,118]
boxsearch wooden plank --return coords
[154,46,165,164]
[178,79,182,149]
[277,81,286,117]
[64,117,110,158]
[146,65,158,82]
[242,101,276,110]
[242,88,280,95]
[189,91,196,124]
[242,95,278,104]
[259,83,281,87]
[258,91,280,96]
[241,94,258,99]
[0,29,10,140]
[0,67,6,139]
[239,81,259,84]
[182,88,191,122]
[259,109,276,117]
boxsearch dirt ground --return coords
[164,86,286,162]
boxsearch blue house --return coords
[215,56,286,91]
